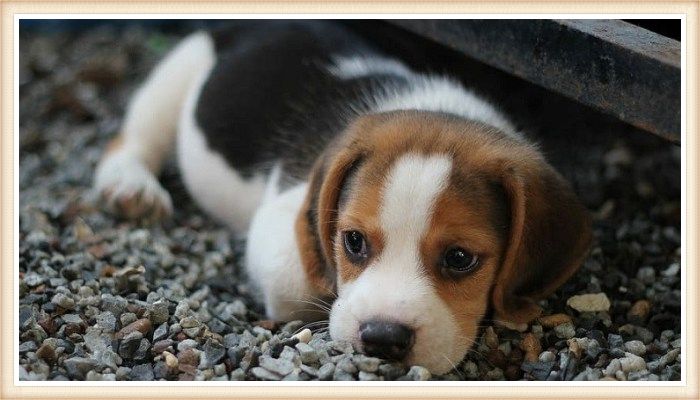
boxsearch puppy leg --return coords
[94,32,214,220]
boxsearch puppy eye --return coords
[343,230,368,262]
[442,247,479,274]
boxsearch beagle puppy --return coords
[94,21,592,374]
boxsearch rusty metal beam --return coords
[386,19,681,143]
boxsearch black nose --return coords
[359,320,414,360]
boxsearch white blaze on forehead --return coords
[380,153,453,241]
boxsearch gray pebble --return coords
[177,339,198,352]
[624,340,646,356]
[19,341,38,353]
[251,366,282,381]
[64,357,98,379]
[149,299,170,325]
[337,356,358,374]
[352,354,380,373]
[295,342,318,364]
[553,322,576,339]
[120,312,137,327]
[230,368,246,380]
[333,369,355,381]
[51,293,75,310]
[620,352,646,373]
[96,311,117,332]
[406,365,431,381]
[636,266,656,285]
[608,334,624,349]
[378,363,405,380]
[201,339,226,368]
[153,323,168,342]
[130,364,154,381]
[317,363,335,380]
[258,355,295,376]
[358,371,381,381]
[100,294,128,317]
[539,351,556,362]
[223,333,239,348]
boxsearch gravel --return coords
[18,23,681,381]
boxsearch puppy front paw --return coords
[93,151,173,221]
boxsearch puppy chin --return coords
[328,294,471,375]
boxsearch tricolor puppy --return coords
[94,21,592,374]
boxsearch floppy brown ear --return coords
[295,143,363,297]
[491,156,592,324]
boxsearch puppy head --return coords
[296,111,591,374]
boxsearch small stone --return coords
[522,361,555,380]
[620,352,646,373]
[627,300,652,324]
[153,323,168,342]
[230,368,246,380]
[259,355,295,376]
[95,311,117,332]
[538,351,555,363]
[295,342,318,364]
[179,316,201,329]
[378,363,405,380]
[116,318,152,340]
[538,313,573,328]
[520,332,542,356]
[64,357,98,379]
[130,364,154,381]
[119,331,143,359]
[120,312,138,327]
[223,333,239,348]
[337,356,357,374]
[636,266,656,285]
[483,326,499,349]
[201,339,226,367]
[317,363,335,380]
[567,339,583,358]
[566,293,611,313]
[116,367,131,381]
[358,371,381,381]
[164,351,178,371]
[149,299,170,325]
[406,365,431,381]
[352,354,381,373]
[608,334,624,349]
[152,339,174,354]
[51,293,75,310]
[251,366,282,381]
[624,340,646,356]
[101,294,128,317]
[553,322,576,339]
[604,359,621,376]
[178,348,200,367]
[661,263,679,277]
[333,369,355,381]
[293,328,312,343]
[19,341,37,353]
[636,327,654,344]
[36,343,56,363]
[61,314,83,324]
